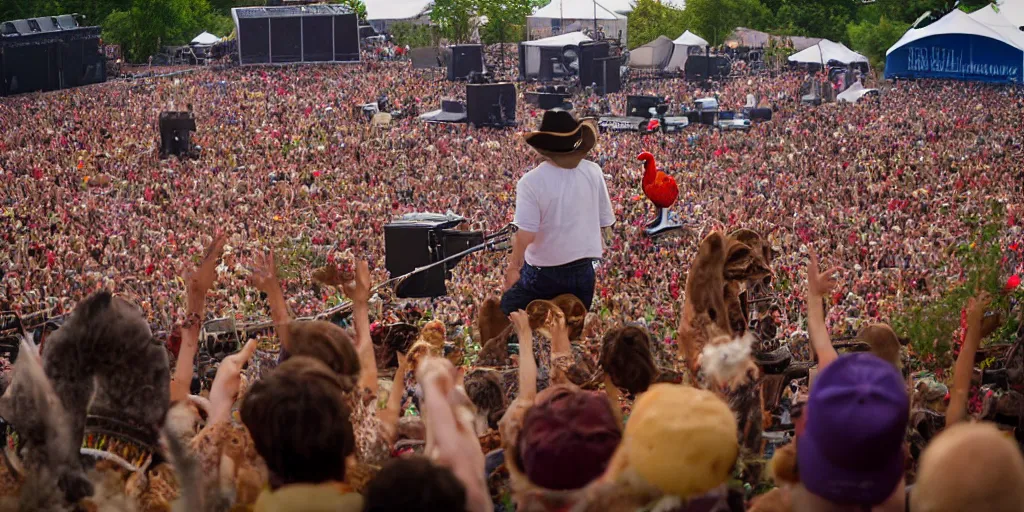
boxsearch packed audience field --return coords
[0,49,1023,512]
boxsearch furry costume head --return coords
[678,231,770,389]
[464,369,505,430]
[0,339,93,507]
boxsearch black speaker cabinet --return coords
[385,222,446,298]
[159,111,197,158]
[626,95,667,118]
[595,55,621,95]
[447,44,484,81]
[578,41,609,87]
[466,82,516,128]
[383,219,483,298]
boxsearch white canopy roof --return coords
[674,30,708,46]
[587,0,686,11]
[530,0,626,20]
[789,39,868,64]
[523,31,593,47]
[367,0,432,21]
[191,32,220,45]
[996,0,1024,27]
[887,8,1023,55]
[837,80,877,103]
[970,4,1024,48]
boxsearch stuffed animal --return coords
[678,230,773,390]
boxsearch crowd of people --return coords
[0,43,1023,511]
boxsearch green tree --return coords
[390,21,436,48]
[101,0,226,62]
[772,0,856,43]
[431,0,479,42]
[626,0,692,49]
[684,0,772,46]
[479,0,532,45]
[333,0,367,22]
[847,15,909,70]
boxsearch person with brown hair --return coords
[240,356,363,511]
[363,456,467,512]
[600,324,658,397]
[249,254,409,467]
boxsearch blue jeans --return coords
[500,259,596,315]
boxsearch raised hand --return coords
[249,250,280,294]
[185,231,227,314]
[208,338,259,424]
[509,309,531,338]
[341,260,372,304]
[966,291,992,336]
[807,246,841,298]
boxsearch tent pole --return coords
[594,0,598,35]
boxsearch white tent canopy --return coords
[996,0,1024,27]
[664,30,709,71]
[523,31,593,47]
[789,39,868,65]
[531,0,625,20]
[969,4,1024,48]
[367,0,432,21]
[527,0,628,40]
[191,32,220,45]
[674,30,708,47]
[837,80,878,103]
[887,8,1023,56]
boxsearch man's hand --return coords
[342,260,372,304]
[208,338,259,424]
[503,265,520,292]
[416,356,490,511]
[966,292,992,337]
[510,309,531,339]
[807,247,841,298]
[185,231,227,313]
[546,308,569,343]
[249,250,280,295]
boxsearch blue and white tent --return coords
[885,8,1024,83]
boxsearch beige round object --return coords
[912,422,1024,512]
[622,384,738,498]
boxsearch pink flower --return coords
[1007,275,1021,291]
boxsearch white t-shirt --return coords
[513,160,616,267]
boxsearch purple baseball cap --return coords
[798,353,909,506]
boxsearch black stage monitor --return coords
[447,44,484,81]
[159,112,197,159]
[626,95,668,118]
[578,41,609,87]
[383,215,482,298]
[466,82,516,128]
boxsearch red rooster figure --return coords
[638,151,681,236]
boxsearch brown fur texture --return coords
[0,339,93,508]
[678,231,772,387]
[42,292,170,465]
[678,232,732,373]
[478,298,510,348]
[464,369,506,429]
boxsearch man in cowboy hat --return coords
[501,109,615,315]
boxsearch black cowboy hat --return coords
[523,109,598,169]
